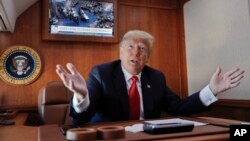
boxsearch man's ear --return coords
[145,55,150,63]
[119,48,123,59]
[147,51,151,60]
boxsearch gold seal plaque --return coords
[0,46,42,85]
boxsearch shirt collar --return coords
[121,65,141,82]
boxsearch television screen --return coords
[49,0,114,37]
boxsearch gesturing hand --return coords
[209,67,245,96]
[56,63,88,98]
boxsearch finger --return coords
[230,81,241,88]
[61,74,68,85]
[229,70,245,80]
[56,68,62,77]
[57,72,69,87]
[68,80,75,93]
[224,68,240,77]
[56,64,68,74]
[67,63,78,75]
[230,74,244,84]
[56,67,68,82]
[213,66,221,76]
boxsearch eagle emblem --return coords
[0,46,42,85]
[11,55,31,75]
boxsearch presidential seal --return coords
[0,46,42,85]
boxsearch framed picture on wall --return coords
[42,0,118,43]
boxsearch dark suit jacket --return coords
[70,60,210,126]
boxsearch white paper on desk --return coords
[145,118,207,126]
[125,123,144,133]
[125,118,207,133]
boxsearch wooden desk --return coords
[13,112,29,125]
[0,112,37,141]
[0,125,37,141]
[38,117,237,141]
[39,124,229,141]
[157,133,229,141]
[0,116,240,141]
[0,111,28,125]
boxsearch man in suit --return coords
[56,30,244,126]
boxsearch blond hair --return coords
[119,30,154,54]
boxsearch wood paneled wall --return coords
[193,99,250,121]
[0,0,187,108]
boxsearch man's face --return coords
[120,38,150,75]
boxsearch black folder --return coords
[143,122,194,134]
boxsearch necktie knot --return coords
[131,76,138,83]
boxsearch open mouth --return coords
[130,59,139,64]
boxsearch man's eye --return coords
[139,46,145,51]
[128,45,134,48]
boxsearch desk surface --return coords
[1,116,241,141]
[38,117,238,141]
[0,112,37,141]
[0,125,37,141]
[39,124,229,141]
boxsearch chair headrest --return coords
[39,81,72,105]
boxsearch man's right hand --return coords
[56,63,88,99]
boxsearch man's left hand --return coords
[209,67,245,96]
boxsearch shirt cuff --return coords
[199,85,218,106]
[72,93,90,113]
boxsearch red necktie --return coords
[129,76,140,120]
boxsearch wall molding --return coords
[215,99,250,108]
[119,0,177,10]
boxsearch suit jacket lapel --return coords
[113,64,130,119]
[141,71,154,119]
